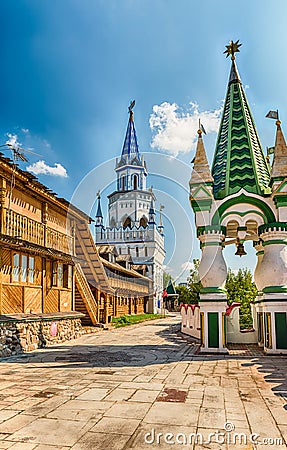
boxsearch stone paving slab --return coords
[0,315,286,449]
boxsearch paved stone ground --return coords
[0,315,286,450]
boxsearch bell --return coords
[235,242,247,257]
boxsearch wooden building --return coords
[0,152,152,334]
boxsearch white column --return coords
[198,229,228,353]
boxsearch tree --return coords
[176,285,192,304]
[225,268,257,330]
[186,259,202,304]
[163,271,174,289]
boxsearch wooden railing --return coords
[75,263,98,325]
[3,208,74,255]
[46,228,74,254]
[105,267,150,295]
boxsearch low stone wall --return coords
[0,312,84,358]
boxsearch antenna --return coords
[0,139,43,236]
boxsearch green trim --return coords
[275,313,287,350]
[208,312,219,348]
[211,194,276,225]
[192,185,213,199]
[189,181,213,188]
[237,226,247,231]
[274,195,287,208]
[201,242,224,248]
[191,198,212,213]
[254,298,287,303]
[262,239,287,246]
[275,180,287,193]
[200,286,227,294]
[225,83,233,195]
[197,225,226,237]
[256,250,264,256]
[258,222,287,235]
[263,286,287,294]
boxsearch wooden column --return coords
[42,202,48,247]
[42,258,46,313]
[0,177,7,235]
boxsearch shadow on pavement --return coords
[2,319,287,411]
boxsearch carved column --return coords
[256,224,287,354]
[197,226,228,353]
[42,202,48,247]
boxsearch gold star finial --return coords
[224,40,242,60]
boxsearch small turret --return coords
[190,123,213,187]
[148,200,156,226]
[270,117,287,190]
[158,205,164,236]
[95,191,104,228]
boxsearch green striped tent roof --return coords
[212,59,271,199]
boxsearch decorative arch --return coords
[211,193,276,225]
[123,216,132,229]
[133,174,138,190]
[139,216,148,228]
[121,176,125,191]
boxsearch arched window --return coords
[121,176,125,191]
[110,217,116,228]
[133,174,138,190]
[139,216,148,228]
[123,217,132,229]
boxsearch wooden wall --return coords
[0,249,72,315]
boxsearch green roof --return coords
[212,59,271,199]
[166,279,178,296]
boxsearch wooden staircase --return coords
[74,222,114,325]
[75,222,112,293]
[75,263,98,325]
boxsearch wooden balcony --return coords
[104,267,150,296]
[2,208,74,255]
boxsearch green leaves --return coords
[226,268,257,330]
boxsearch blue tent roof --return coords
[121,111,140,159]
[95,195,103,218]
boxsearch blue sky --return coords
[1,0,287,281]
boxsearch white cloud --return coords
[21,128,30,134]
[181,261,195,272]
[163,264,174,274]
[27,160,68,178]
[149,101,222,156]
[6,133,21,147]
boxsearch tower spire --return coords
[270,115,287,189]
[190,121,213,186]
[121,100,140,159]
[212,41,271,199]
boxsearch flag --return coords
[162,289,168,299]
[267,146,275,156]
[266,110,279,120]
[201,123,207,135]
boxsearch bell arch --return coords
[139,216,148,228]
[122,216,132,229]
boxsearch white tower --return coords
[95,101,165,313]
